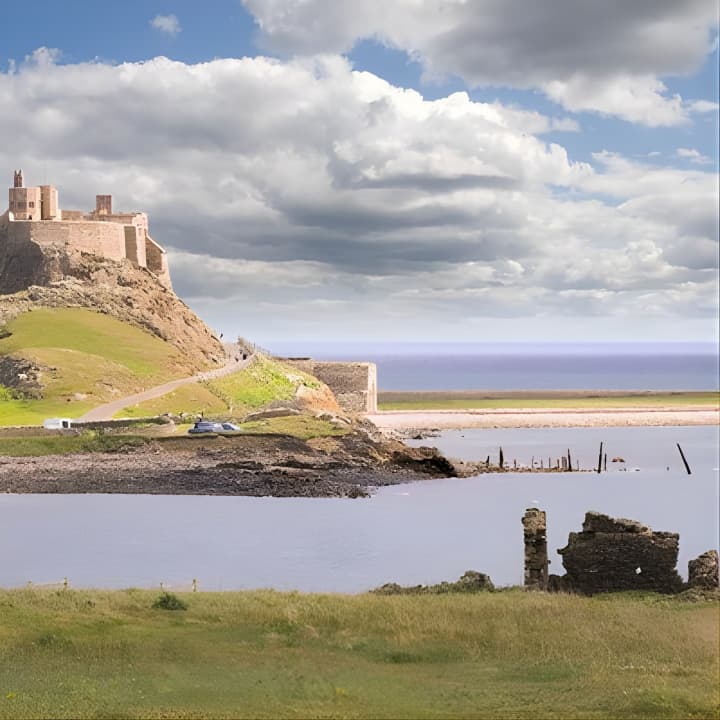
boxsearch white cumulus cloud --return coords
[150,14,182,36]
[242,0,718,126]
[0,51,716,341]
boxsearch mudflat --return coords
[366,406,720,432]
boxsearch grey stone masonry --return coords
[522,508,549,590]
[556,511,683,595]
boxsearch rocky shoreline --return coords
[0,427,456,498]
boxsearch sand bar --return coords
[365,407,720,431]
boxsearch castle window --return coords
[29,201,35,208]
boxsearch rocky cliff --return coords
[0,217,225,367]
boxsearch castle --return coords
[2,170,171,288]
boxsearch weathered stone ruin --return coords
[373,570,494,595]
[522,508,548,590]
[554,511,684,595]
[688,549,719,590]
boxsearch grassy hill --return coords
[0,308,209,426]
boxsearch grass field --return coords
[0,588,717,719]
[0,309,201,426]
[378,391,720,411]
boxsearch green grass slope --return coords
[0,308,205,426]
[0,588,717,719]
[116,355,323,419]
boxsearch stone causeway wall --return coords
[281,359,377,413]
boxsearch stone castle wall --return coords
[282,359,377,413]
[8,220,127,261]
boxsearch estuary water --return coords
[1,426,717,593]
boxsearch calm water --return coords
[305,343,719,391]
[1,426,717,592]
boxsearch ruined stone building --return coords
[2,170,171,288]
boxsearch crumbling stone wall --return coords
[523,508,548,590]
[688,550,719,589]
[555,512,683,594]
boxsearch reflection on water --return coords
[1,426,717,592]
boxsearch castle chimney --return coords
[13,170,23,188]
[95,194,112,215]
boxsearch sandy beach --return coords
[366,407,720,432]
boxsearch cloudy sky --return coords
[2,0,718,349]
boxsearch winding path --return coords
[77,355,252,422]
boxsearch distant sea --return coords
[268,342,719,391]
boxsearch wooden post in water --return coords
[499,447,504,469]
[604,453,607,471]
[561,456,567,471]
[677,443,692,475]
[567,449,572,472]
[597,441,603,474]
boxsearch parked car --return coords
[188,421,224,434]
[219,422,241,432]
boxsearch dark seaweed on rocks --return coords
[0,426,456,498]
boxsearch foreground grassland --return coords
[378,391,720,411]
[0,308,197,426]
[116,356,321,420]
[0,589,717,719]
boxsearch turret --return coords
[8,171,41,221]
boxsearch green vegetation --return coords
[378,391,720,411]
[204,355,318,414]
[0,432,149,457]
[152,591,188,611]
[0,588,717,719]
[116,383,229,419]
[238,415,350,439]
[0,309,201,426]
[115,355,323,420]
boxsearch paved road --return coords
[77,355,252,422]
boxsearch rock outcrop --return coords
[554,511,683,595]
[372,570,494,595]
[0,248,225,368]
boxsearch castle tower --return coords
[95,195,112,215]
[8,171,41,221]
[40,185,60,220]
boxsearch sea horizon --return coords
[266,341,720,392]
